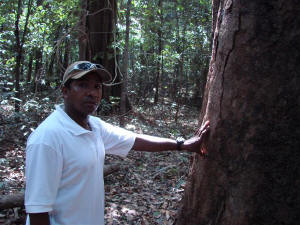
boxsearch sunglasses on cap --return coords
[68,62,105,74]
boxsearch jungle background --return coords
[0,0,211,224]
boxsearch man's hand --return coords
[182,121,210,155]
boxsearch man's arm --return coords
[132,135,178,152]
[29,213,50,225]
[132,121,209,154]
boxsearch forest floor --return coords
[0,96,201,225]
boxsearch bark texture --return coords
[79,0,120,99]
[120,0,131,127]
[176,1,300,225]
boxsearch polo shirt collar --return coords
[55,104,93,136]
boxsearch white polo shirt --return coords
[25,105,136,225]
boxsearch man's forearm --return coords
[132,135,178,152]
[29,213,50,225]
[132,120,209,154]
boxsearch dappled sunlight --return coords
[121,206,138,215]
[125,124,136,131]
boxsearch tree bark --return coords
[26,54,33,83]
[120,0,131,127]
[83,0,120,101]
[78,0,88,60]
[14,0,33,111]
[154,0,163,104]
[33,48,43,94]
[176,1,300,225]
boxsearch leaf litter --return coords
[0,98,200,224]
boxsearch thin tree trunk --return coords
[63,35,70,69]
[33,48,43,94]
[176,1,300,225]
[192,57,209,107]
[14,0,23,112]
[175,2,187,123]
[154,0,163,104]
[46,52,55,86]
[120,0,131,127]
[14,0,33,112]
[78,0,88,60]
[26,54,33,83]
[47,26,61,86]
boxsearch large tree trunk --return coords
[79,0,120,101]
[176,1,300,225]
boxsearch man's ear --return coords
[61,86,68,99]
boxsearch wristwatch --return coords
[176,137,185,151]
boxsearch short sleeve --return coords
[25,144,63,213]
[98,120,136,157]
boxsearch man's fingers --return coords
[201,121,210,130]
[199,127,209,139]
[198,122,210,136]
[195,121,208,135]
[195,127,201,136]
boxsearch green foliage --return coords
[0,0,80,106]
[117,0,211,103]
[0,0,211,109]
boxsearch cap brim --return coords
[71,68,112,83]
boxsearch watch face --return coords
[176,137,185,151]
[176,137,185,143]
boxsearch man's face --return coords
[62,72,102,117]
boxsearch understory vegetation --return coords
[0,92,200,224]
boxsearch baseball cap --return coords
[62,61,112,85]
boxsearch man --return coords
[25,61,210,225]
